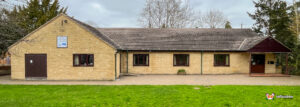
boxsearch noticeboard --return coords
[57,36,68,48]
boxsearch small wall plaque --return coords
[57,36,68,48]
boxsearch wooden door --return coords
[251,54,265,73]
[25,54,47,77]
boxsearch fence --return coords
[0,57,11,75]
[0,57,10,65]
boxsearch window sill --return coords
[173,65,189,67]
[214,65,230,67]
[133,65,149,66]
[73,65,94,67]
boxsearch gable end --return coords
[248,37,291,53]
[8,14,119,51]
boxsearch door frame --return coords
[250,54,265,73]
[25,54,47,78]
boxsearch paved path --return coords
[0,74,300,85]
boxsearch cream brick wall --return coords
[202,52,250,74]
[121,52,277,74]
[122,52,201,74]
[9,15,117,80]
[120,52,127,73]
[265,53,276,73]
[116,52,121,78]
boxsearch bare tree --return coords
[200,10,227,28]
[139,0,195,28]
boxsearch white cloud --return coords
[59,0,296,28]
[60,0,143,28]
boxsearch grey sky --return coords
[59,0,295,28]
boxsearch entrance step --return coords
[250,73,290,77]
[26,77,47,80]
[120,73,137,76]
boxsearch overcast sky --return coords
[59,0,295,28]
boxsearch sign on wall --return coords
[57,36,68,48]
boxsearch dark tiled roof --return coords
[8,14,268,52]
[97,28,265,51]
[239,36,268,50]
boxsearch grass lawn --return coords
[0,85,299,106]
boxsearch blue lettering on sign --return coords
[57,36,68,48]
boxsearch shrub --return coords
[178,69,186,73]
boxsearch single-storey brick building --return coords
[8,14,291,80]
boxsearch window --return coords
[173,54,189,66]
[73,54,94,66]
[133,54,149,66]
[214,54,230,66]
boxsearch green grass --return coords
[0,85,299,107]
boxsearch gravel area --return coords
[0,74,300,85]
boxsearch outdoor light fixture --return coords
[61,20,68,26]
